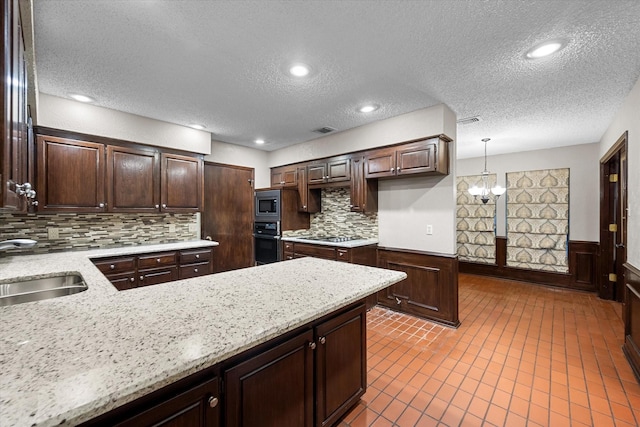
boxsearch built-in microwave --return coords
[255,189,281,221]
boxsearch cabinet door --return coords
[225,330,314,427]
[297,167,320,213]
[350,156,364,211]
[326,158,350,182]
[396,140,436,175]
[105,272,138,291]
[270,168,284,187]
[282,168,297,187]
[138,267,178,287]
[307,163,327,184]
[315,304,366,427]
[294,243,337,261]
[364,148,396,178]
[115,377,220,427]
[36,135,106,212]
[161,153,203,212]
[270,166,296,188]
[107,145,160,212]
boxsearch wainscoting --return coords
[459,238,599,292]
[376,248,459,327]
[624,263,640,382]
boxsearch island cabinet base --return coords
[80,302,367,427]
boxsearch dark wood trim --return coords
[460,239,599,292]
[377,248,459,327]
[623,262,640,383]
[204,160,254,173]
[601,131,628,164]
[34,126,205,159]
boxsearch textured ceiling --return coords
[33,1,640,158]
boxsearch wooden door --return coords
[202,162,254,272]
[396,140,436,175]
[161,153,203,212]
[107,145,160,212]
[36,135,106,212]
[315,304,366,427]
[326,158,350,182]
[599,132,628,301]
[225,330,314,427]
[364,148,396,178]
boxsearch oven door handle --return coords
[253,234,280,240]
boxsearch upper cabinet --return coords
[271,165,297,188]
[350,156,377,213]
[35,131,204,213]
[161,152,203,212]
[307,157,351,185]
[1,0,32,212]
[296,166,320,213]
[365,137,449,179]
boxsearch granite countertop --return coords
[281,236,379,248]
[0,242,405,427]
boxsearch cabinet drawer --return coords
[138,252,177,269]
[283,242,294,252]
[336,248,351,262]
[139,267,178,287]
[179,262,211,280]
[94,257,136,274]
[180,248,212,265]
[294,243,336,260]
[283,251,295,261]
[105,272,137,291]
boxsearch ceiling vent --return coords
[457,116,481,125]
[313,126,336,134]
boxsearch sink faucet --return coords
[0,239,38,251]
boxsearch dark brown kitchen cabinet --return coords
[225,330,315,427]
[297,166,320,213]
[138,251,178,286]
[36,135,106,212]
[225,303,366,427]
[350,156,377,213]
[315,305,366,427]
[284,241,377,267]
[271,165,297,188]
[94,256,138,291]
[1,0,30,212]
[308,157,351,185]
[179,248,214,279]
[364,136,449,178]
[107,145,160,213]
[161,152,203,212]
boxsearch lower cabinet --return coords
[225,303,366,427]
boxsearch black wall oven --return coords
[254,221,281,265]
[255,189,281,222]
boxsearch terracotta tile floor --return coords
[339,273,640,427]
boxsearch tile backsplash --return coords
[0,212,199,255]
[283,187,378,239]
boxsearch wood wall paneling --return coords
[623,263,640,382]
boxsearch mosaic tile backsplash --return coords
[0,213,198,255]
[283,187,378,239]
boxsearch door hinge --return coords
[609,273,617,282]
[609,174,618,183]
[609,224,618,232]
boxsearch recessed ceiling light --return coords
[69,94,95,103]
[525,40,565,59]
[255,139,265,145]
[289,64,310,77]
[188,124,206,130]
[358,104,379,113]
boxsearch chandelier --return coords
[468,138,506,204]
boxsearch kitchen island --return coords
[0,244,406,426]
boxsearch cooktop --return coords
[299,236,363,243]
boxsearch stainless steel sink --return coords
[0,274,87,306]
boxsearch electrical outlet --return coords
[426,224,433,235]
[47,227,59,239]
[168,224,176,233]
[188,223,198,232]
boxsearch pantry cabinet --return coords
[34,130,204,213]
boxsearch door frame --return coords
[599,131,628,301]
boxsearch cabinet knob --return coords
[208,396,219,408]
[205,236,212,241]
[162,204,167,208]
[319,336,326,345]
[99,203,105,208]
[389,168,394,172]
[156,258,161,263]
[302,205,307,209]
[309,342,317,350]
[130,277,135,282]
[155,204,159,209]
[140,276,144,281]
[349,204,353,208]
[339,252,344,257]
[396,167,400,171]
[195,254,200,259]
[194,268,198,273]
[109,264,115,270]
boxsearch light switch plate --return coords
[426,224,433,235]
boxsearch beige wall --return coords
[599,76,640,267]
[37,94,211,154]
[206,139,270,189]
[457,143,600,242]
[268,105,458,255]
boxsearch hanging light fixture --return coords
[468,138,506,204]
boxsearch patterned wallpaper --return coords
[0,213,199,255]
[283,187,378,239]
[506,168,569,272]
[456,174,497,264]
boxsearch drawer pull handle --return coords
[195,254,200,259]
[194,268,198,273]
[110,264,115,270]
[208,396,218,408]
[130,277,135,282]
[140,276,144,281]
[156,258,161,263]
